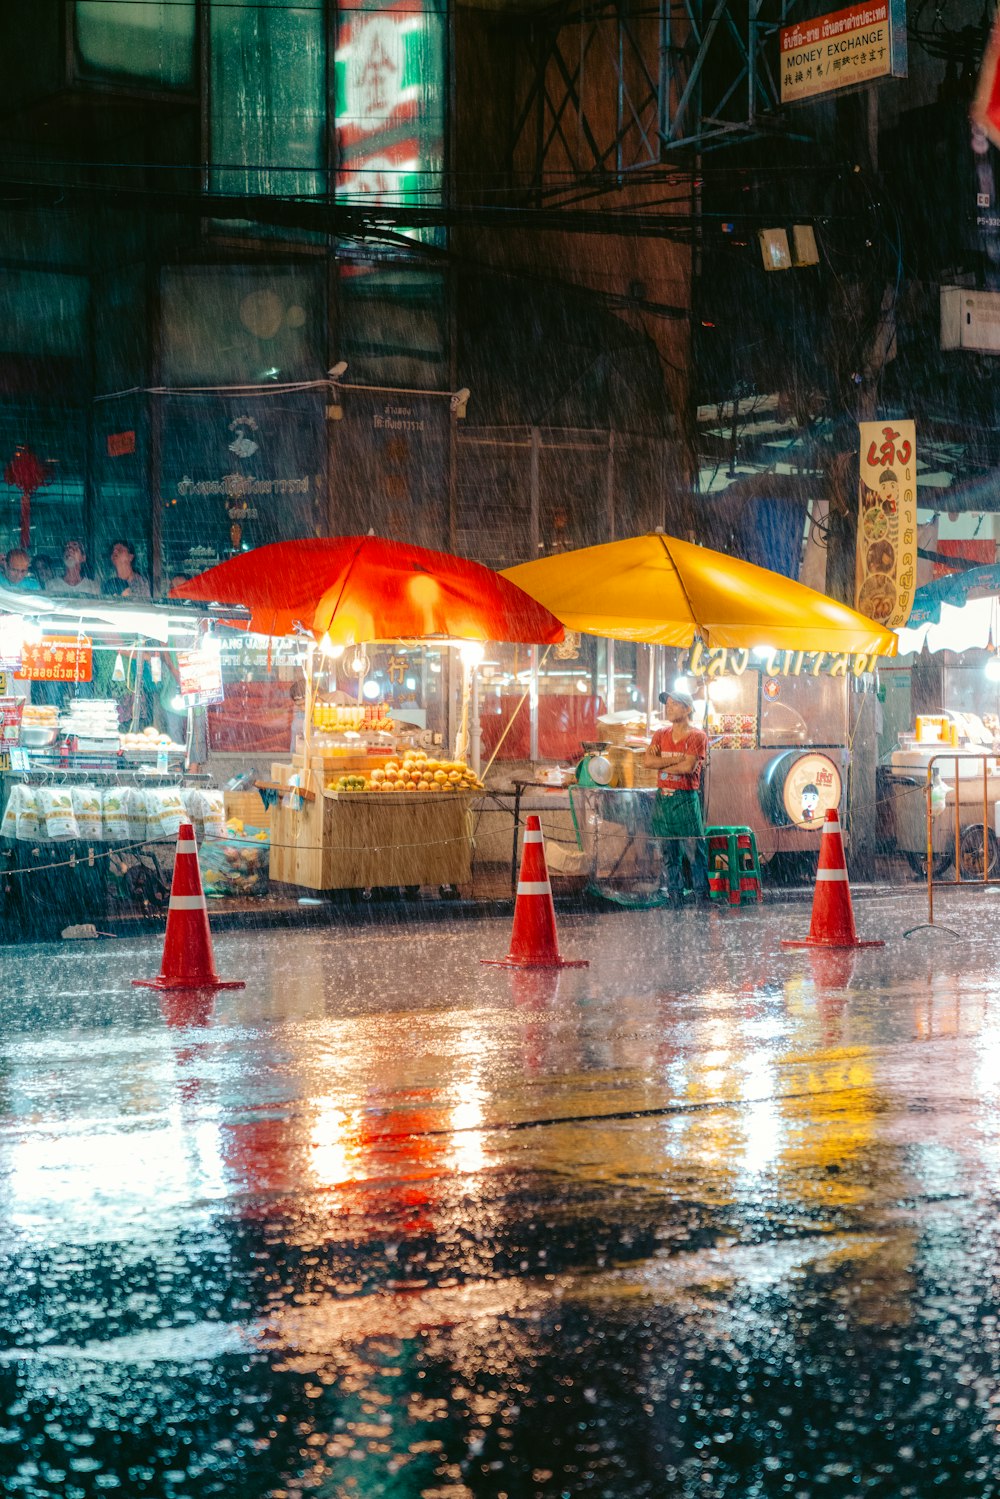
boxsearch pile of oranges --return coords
[327,751,484,793]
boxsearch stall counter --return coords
[268,763,474,891]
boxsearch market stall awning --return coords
[904,562,1000,630]
[172,537,564,645]
[503,532,897,655]
[0,582,237,645]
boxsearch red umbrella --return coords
[171,537,564,645]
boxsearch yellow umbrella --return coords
[503,532,896,655]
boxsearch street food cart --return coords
[173,535,563,896]
[502,533,894,895]
[877,581,1000,876]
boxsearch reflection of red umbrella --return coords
[171,537,564,644]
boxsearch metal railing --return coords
[923,751,999,928]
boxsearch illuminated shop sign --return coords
[780,0,906,105]
[684,642,880,680]
[16,636,93,683]
[335,1,445,228]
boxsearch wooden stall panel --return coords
[269,791,473,890]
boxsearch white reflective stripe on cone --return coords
[175,841,198,854]
[522,830,544,844]
[517,881,552,896]
[169,894,207,909]
[815,868,848,881]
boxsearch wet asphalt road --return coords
[2,890,1000,1497]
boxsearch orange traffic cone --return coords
[133,822,246,991]
[781,808,884,950]
[482,815,588,969]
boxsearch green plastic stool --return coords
[705,826,763,905]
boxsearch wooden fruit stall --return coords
[268,751,478,892]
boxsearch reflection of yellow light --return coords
[309,1100,362,1188]
[738,1053,783,1176]
[448,1079,486,1175]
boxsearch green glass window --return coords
[210,0,326,198]
[161,266,323,386]
[75,1,196,90]
[0,271,87,358]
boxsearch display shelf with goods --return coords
[0,586,264,928]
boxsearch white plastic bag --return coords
[124,787,148,842]
[200,789,227,841]
[71,785,103,842]
[150,786,185,842]
[102,787,129,842]
[14,786,40,843]
[1,786,18,840]
[38,787,79,842]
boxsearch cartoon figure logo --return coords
[800,783,820,822]
[878,468,899,516]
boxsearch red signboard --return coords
[16,636,93,682]
[107,430,136,457]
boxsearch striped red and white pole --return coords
[781,808,884,950]
[133,822,246,992]
[482,814,588,969]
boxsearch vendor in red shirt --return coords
[643,688,710,907]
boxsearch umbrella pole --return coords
[646,645,656,731]
[455,657,471,762]
[471,667,481,776]
[303,645,315,762]
[530,646,539,763]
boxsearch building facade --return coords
[0,2,692,598]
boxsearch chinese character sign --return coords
[15,636,93,682]
[780,0,906,106]
[855,420,916,630]
[335,0,445,231]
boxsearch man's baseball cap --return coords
[659,688,695,711]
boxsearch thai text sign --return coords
[684,642,881,680]
[855,419,916,630]
[16,636,92,682]
[780,1,904,104]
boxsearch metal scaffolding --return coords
[509,0,809,201]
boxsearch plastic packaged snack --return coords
[102,787,130,842]
[38,787,79,841]
[71,785,103,842]
[124,787,148,842]
[150,786,186,842]
[200,789,227,840]
[14,785,40,842]
[2,785,20,839]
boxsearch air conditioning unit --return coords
[940,286,1000,353]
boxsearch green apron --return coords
[650,788,705,840]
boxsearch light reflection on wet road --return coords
[3,893,1000,1495]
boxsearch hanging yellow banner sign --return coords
[855,419,916,630]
